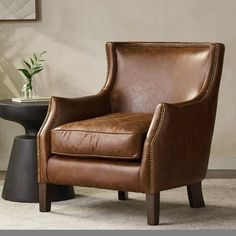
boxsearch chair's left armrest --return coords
[37,93,111,183]
[141,97,216,194]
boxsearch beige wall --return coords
[0,0,236,170]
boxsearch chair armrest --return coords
[37,93,111,183]
[141,97,217,194]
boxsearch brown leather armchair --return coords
[37,42,225,225]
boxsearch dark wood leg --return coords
[39,183,51,212]
[146,193,160,225]
[187,181,205,208]
[118,191,128,200]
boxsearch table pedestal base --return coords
[2,135,74,202]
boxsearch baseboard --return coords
[0,172,6,179]
[206,170,236,179]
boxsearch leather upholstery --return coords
[47,155,143,192]
[109,43,212,112]
[51,112,153,160]
[37,42,225,196]
[37,93,111,183]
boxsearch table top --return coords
[0,99,49,107]
[0,99,49,124]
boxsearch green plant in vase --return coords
[18,51,46,98]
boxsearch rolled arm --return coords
[37,93,111,183]
[141,97,217,194]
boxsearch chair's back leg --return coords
[146,193,160,225]
[187,181,205,208]
[39,183,51,212]
[118,191,128,200]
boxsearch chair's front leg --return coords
[146,193,160,225]
[39,183,51,212]
[187,181,205,208]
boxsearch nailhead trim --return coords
[201,44,219,100]
[107,44,117,92]
[115,42,210,48]
[37,99,52,182]
[149,105,166,193]
[100,44,111,93]
[99,44,117,94]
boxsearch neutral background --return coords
[0,0,235,170]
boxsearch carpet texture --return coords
[0,178,236,229]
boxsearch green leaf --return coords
[32,66,43,70]
[23,60,31,69]
[40,51,47,56]
[31,68,43,76]
[32,66,43,72]
[18,69,31,79]
[38,59,45,62]
[34,53,38,61]
[30,57,34,65]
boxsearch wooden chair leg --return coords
[39,183,51,212]
[187,181,205,208]
[118,191,128,200]
[146,193,160,225]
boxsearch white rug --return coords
[0,179,236,229]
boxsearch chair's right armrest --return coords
[141,96,216,194]
[37,93,111,183]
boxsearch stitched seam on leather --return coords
[37,99,52,183]
[50,152,141,159]
[149,105,166,193]
[52,129,148,135]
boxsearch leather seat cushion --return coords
[51,112,153,160]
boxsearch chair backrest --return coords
[103,42,224,113]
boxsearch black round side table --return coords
[0,99,75,202]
